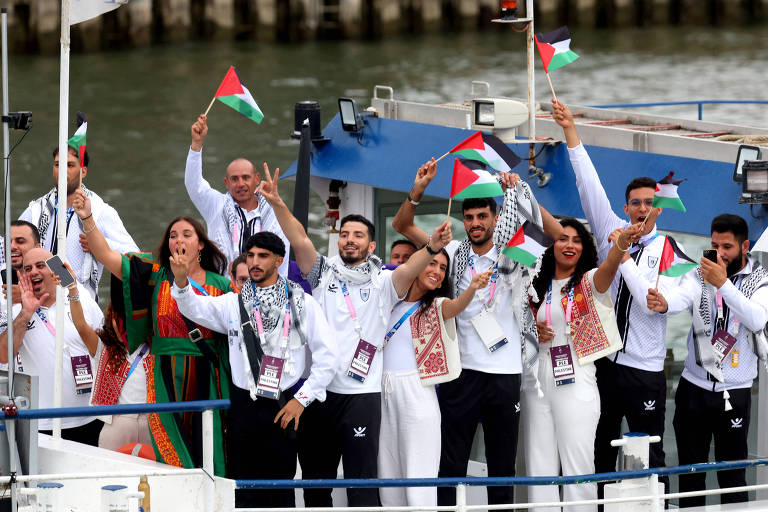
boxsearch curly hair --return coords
[155,216,227,275]
[531,217,598,308]
[96,303,129,370]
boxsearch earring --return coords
[197,252,201,263]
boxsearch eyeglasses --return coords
[627,198,654,208]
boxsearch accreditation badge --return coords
[471,309,508,353]
[711,329,737,364]
[70,355,93,395]
[347,339,376,383]
[256,356,284,400]
[550,345,575,386]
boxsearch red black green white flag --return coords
[535,26,580,73]
[213,66,264,124]
[500,221,554,268]
[449,131,522,173]
[450,158,504,200]
[652,172,686,212]
[67,112,87,168]
[658,236,697,277]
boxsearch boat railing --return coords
[587,99,768,121]
[234,458,768,512]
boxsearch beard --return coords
[726,257,744,277]
[250,265,277,284]
[468,229,492,247]
[340,253,366,265]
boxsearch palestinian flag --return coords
[535,26,580,73]
[653,172,686,212]
[450,158,504,200]
[501,221,554,267]
[67,112,87,167]
[213,66,264,124]
[449,131,522,173]
[658,236,697,277]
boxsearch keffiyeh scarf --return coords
[222,192,279,255]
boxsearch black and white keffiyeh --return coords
[222,191,279,255]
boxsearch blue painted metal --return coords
[236,458,768,489]
[588,100,768,121]
[0,399,230,421]
[283,115,768,238]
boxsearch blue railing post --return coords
[698,102,703,120]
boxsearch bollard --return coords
[36,482,63,512]
[604,433,664,512]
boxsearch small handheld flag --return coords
[448,131,522,173]
[534,26,580,74]
[205,66,264,124]
[67,111,87,168]
[499,221,554,268]
[450,158,504,200]
[658,236,697,278]
[653,172,686,212]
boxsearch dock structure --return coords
[6,0,768,53]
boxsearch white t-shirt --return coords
[1,295,104,430]
[452,245,522,374]
[313,265,401,394]
[383,301,420,373]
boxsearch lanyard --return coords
[37,309,56,337]
[187,277,210,296]
[716,276,742,332]
[250,281,292,354]
[125,344,149,381]
[339,280,364,338]
[467,256,499,305]
[383,302,420,348]
[545,282,574,328]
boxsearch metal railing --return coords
[587,100,768,121]
[235,458,768,512]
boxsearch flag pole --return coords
[446,197,452,220]
[655,271,661,290]
[435,150,450,164]
[203,96,216,116]
[545,72,558,102]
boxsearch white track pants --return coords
[522,352,600,512]
[378,370,441,510]
[98,413,152,451]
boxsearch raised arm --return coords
[185,115,224,221]
[59,262,99,356]
[0,273,44,363]
[391,159,436,247]
[391,220,452,297]
[442,269,492,319]
[73,188,123,280]
[539,204,564,242]
[593,224,641,293]
[257,164,318,275]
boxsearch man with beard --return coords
[392,159,558,508]
[171,232,337,508]
[19,146,138,299]
[0,248,103,444]
[552,99,691,495]
[1,221,41,303]
[185,115,289,274]
[648,214,768,507]
[256,165,452,508]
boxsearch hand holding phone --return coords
[45,255,76,288]
[703,250,718,263]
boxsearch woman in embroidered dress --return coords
[73,189,231,476]
[90,302,154,451]
[379,248,491,510]
[523,218,640,512]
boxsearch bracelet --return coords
[407,194,420,206]
[424,236,440,255]
[83,221,97,234]
[79,213,92,221]
[69,293,80,303]
[616,239,629,252]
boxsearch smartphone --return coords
[703,250,718,263]
[1,267,18,285]
[45,255,76,288]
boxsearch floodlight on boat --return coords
[733,144,761,183]
[339,97,364,133]
[471,98,528,142]
[741,160,768,204]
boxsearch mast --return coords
[53,0,71,439]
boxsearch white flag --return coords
[70,0,129,25]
